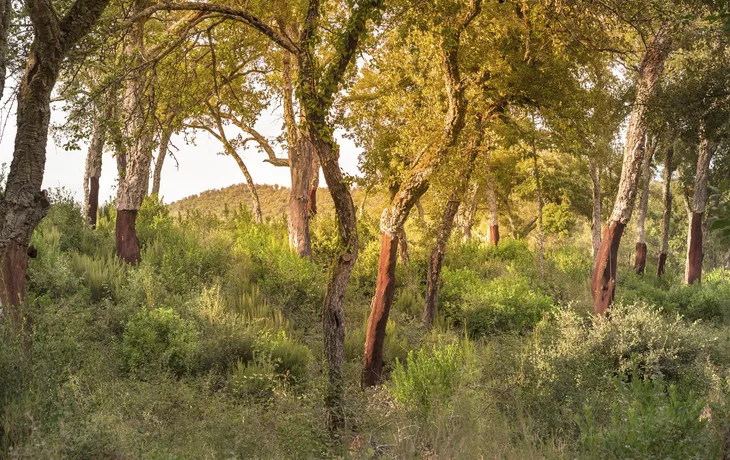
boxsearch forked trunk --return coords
[657,144,673,276]
[591,26,670,315]
[634,139,655,274]
[686,134,714,284]
[588,158,602,259]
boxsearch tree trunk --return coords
[458,181,479,241]
[686,132,715,284]
[362,3,479,386]
[657,146,673,276]
[0,0,11,100]
[486,164,499,246]
[588,158,602,260]
[231,149,263,224]
[116,7,154,265]
[151,126,172,198]
[282,51,312,256]
[533,141,544,277]
[83,105,107,228]
[0,0,109,326]
[423,127,482,329]
[308,151,320,216]
[397,227,409,266]
[591,27,670,315]
[634,139,655,274]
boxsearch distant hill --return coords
[169,183,390,221]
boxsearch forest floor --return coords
[3,193,730,458]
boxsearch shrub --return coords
[441,271,553,337]
[390,339,474,418]
[514,303,718,436]
[543,201,576,237]
[578,378,713,458]
[69,253,125,302]
[121,308,199,377]
[226,357,278,402]
[256,331,311,385]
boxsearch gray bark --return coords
[635,138,656,245]
[588,157,602,259]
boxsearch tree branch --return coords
[127,2,298,53]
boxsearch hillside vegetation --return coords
[3,191,730,458]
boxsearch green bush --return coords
[227,357,278,402]
[515,303,718,436]
[390,339,474,417]
[256,331,311,385]
[579,378,713,458]
[121,308,199,377]
[440,271,554,337]
[69,253,125,302]
[543,201,576,237]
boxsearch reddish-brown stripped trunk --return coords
[362,0,480,387]
[591,26,670,315]
[116,210,140,264]
[361,233,398,386]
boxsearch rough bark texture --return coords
[591,26,670,315]
[634,139,655,274]
[361,233,397,387]
[686,134,714,284]
[0,0,11,100]
[363,0,480,387]
[151,126,172,197]
[282,51,312,256]
[116,210,140,264]
[588,158,602,259]
[1,0,109,325]
[83,110,106,228]
[116,3,154,264]
[657,144,673,276]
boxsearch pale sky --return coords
[0,101,362,205]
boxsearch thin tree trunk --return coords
[591,26,670,316]
[362,1,480,387]
[532,139,544,277]
[657,143,673,276]
[686,130,715,284]
[457,181,479,242]
[634,138,655,274]
[486,163,499,246]
[416,199,426,222]
[588,157,602,260]
[116,5,154,265]
[1,0,109,328]
[0,0,11,101]
[83,103,110,228]
[308,151,320,216]
[151,126,172,198]
[423,123,483,329]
